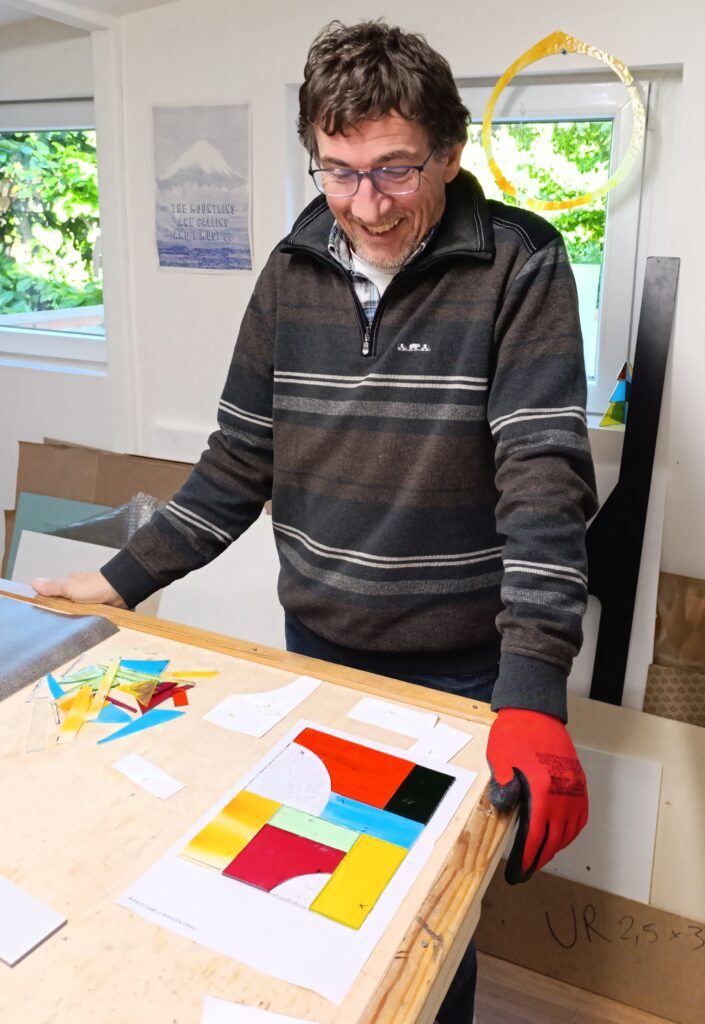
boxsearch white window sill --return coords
[587,413,626,434]
[0,328,107,376]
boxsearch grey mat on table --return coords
[0,595,119,700]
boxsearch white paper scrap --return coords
[0,876,66,965]
[347,696,437,739]
[204,675,321,737]
[202,995,308,1023]
[112,754,185,800]
[408,722,474,763]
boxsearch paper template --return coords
[408,723,474,763]
[112,754,185,800]
[347,696,437,739]
[204,676,322,737]
[0,876,66,965]
[202,997,308,1024]
[118,721,477,1003]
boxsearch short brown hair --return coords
[298,20,470,158]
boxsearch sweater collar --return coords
[283,169,495,264]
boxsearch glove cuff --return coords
[490,652,568,723]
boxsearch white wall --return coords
[0,20,111,554]
[102,0,699,573]
[0,18,92,100]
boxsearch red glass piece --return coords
[223,824,345,891]
[294,727,415,808]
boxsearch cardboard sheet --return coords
[476,868,705,1024]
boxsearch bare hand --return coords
[32,572,127,608]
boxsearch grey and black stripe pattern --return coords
[104,170,598,722]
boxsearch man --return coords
[35,20,598,1022]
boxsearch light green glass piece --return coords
[270,806,360,852]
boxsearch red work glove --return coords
[486,708,588,884]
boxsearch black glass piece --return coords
[384,764,454,824]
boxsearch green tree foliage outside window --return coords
[0,130,103,315]
[464,119,613,265]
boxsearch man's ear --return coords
[442,142,465,183]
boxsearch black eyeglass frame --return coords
[308,148,438,198]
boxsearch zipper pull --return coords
[362,327,371,356]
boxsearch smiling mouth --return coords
[356,217,404,237]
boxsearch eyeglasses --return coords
[309,149,437,197]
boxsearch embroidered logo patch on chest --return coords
[397,343,431,353]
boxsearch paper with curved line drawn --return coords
[204,675,322,737]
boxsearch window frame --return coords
[0,97,106,368]
[458,76,650,415]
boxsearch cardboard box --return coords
[3,440,193,576]
[476,868,704,1024]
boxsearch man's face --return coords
[314,113,463,270]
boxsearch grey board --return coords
[0,595,119,701]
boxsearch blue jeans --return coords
[284,616,497,1024]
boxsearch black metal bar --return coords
[587,256,680,705]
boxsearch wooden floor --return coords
[475,953,675,1024]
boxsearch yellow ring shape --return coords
[481,30,646,212]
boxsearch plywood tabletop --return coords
[0,593,514,1023]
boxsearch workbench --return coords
[0,592,514,1023]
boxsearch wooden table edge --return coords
[4,590,516,1022]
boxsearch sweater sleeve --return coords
[101,267,275,609]
[488,236,599,722]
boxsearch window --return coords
[0,99,105,364]
[459,76,657,414]
[287,72,676,415]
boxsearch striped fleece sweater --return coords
[102,170,598,722]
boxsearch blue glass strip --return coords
[320,793,424,849]
[120,659,169,675]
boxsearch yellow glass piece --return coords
[181,790,280,871]
[56,685,92,744]
[482,30,646,211]
[86,659,120,721]
[56,692,78,714]
[112,687,144,714]
[170,671,218,678]
[118,677,158,707]
[310,834,407,929]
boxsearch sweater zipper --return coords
[280,241,491,358]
